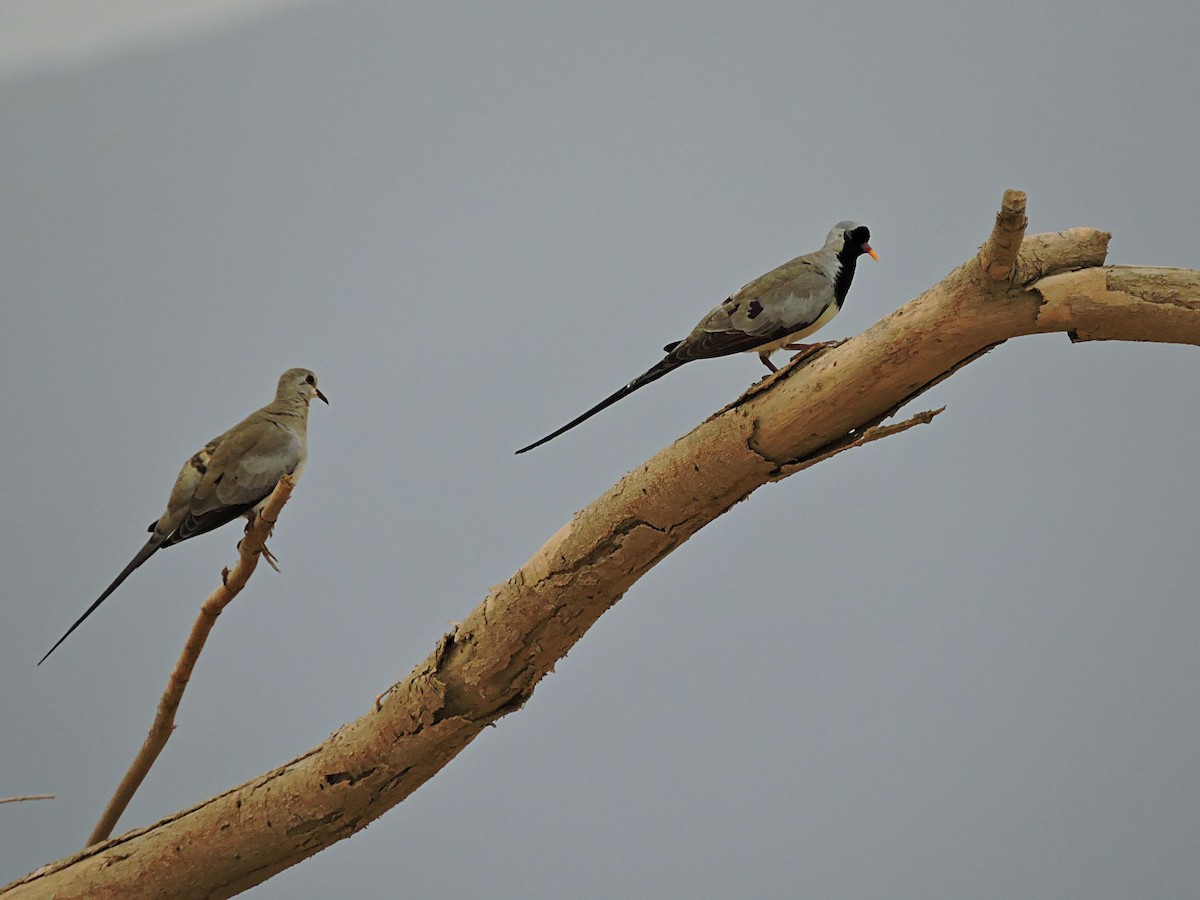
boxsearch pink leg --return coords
[758,351,778,373]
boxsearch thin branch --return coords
[771,407,945,478]
[7,193,1200,900]
[0,796,55,805]
[84,476,296,848]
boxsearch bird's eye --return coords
[305,374,315,385]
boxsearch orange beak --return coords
[864,244,879,261]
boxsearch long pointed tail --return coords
[38,537,163,665]
[515,354,689,454]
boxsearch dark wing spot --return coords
[190,452,208,475]
[722,298,740,314]
[747,299,764,319]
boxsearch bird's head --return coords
[278,368,329,405]
[828,221,878,262]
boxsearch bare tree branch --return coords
[0,796,55,805]
[6,192,1199,900]
[86,476,296,847]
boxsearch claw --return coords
[783,339,842,367]
[261,542,281,573]
[782,339,839,352]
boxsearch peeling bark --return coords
[6,192,1200,900]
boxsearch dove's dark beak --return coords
[316,388,329,404]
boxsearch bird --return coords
[515,221,877,454]
[38,368,328,665]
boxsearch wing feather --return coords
[163,422,300,543]
[675,256,838,360]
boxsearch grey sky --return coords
[2,2,1198,898]
[0,0,304,76]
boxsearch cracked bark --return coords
[7,191,1200,900]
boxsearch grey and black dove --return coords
[39,368,328,664]
[515,222,876,453]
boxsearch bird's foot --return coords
[783,339,841,352]
[241,512,279,570]
[784,340,842,366]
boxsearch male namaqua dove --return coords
[516,222,876,453]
